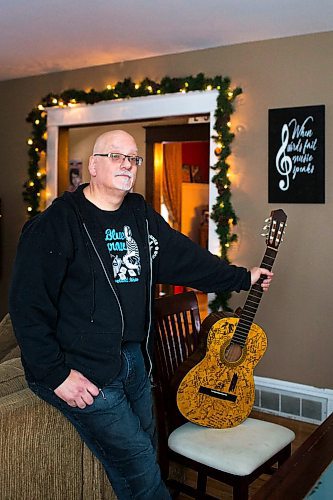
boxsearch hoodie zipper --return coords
[145,219,153,377]
[82,222,124,340]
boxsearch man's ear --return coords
[88,156,97,177]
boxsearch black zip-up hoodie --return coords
[9,185,251,390]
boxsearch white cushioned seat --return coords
[168,417,295,476]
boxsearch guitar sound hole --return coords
[224,343,243,363]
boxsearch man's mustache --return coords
[114,171,133,178]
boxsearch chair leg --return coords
[196,472,207,499]
[278,443,292,467]
[233,479,249,500]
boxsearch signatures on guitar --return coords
[177,318,267,428]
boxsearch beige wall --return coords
[1,32,332,388]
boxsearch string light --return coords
[24,74,243,311]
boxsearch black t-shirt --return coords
[84,198,147,342]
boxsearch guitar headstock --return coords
[261,209,287,249]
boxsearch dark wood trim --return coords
[252,411,333,500]
[57,127,69,195]
[145,123,210,144]
[145,123,210,206]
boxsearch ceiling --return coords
[1,0,333,82]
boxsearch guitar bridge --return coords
[199,386,237,402]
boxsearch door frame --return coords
[46,90,220,253]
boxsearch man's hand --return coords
[250,267,273,292]
[54,369,100,409]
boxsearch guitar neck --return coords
[232,246,278,347]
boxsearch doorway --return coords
[145,123,210,303]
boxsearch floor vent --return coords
[253,376,333,424]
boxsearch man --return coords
[10,130,273,499]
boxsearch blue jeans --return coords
[28,342,171,500]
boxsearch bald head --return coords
[93,130,137,155]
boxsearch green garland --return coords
[25,73,242,311]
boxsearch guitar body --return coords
[177,317,267,429]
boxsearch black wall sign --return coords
[268,105,325,203]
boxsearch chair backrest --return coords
[154,291,201,394]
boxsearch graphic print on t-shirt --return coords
[105,225,141,283]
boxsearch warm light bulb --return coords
[27,206,32,212]
[206,85,213,91]
[106,84,112,90]
[35,148,39,152]
[37,193,40,197]
[220,202,224,208]
[52,98,58,104]
[157,89,161,94]
[37,172,42,178]
[27,139,33,145]
[135,84,140,90]
[35,119,40,125]
[29,181,34,187]
[225,243,230,248]
[185,82,189,87]
[227,121,231,128]
[38,104,44,110]
[147,85,153,92]
[227,91,233,98]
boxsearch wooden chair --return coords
[153,291,295,500]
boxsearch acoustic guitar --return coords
[176,209,287,429]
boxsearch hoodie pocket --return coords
[65,332,121,381]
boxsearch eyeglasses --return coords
[93,153,143,166]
